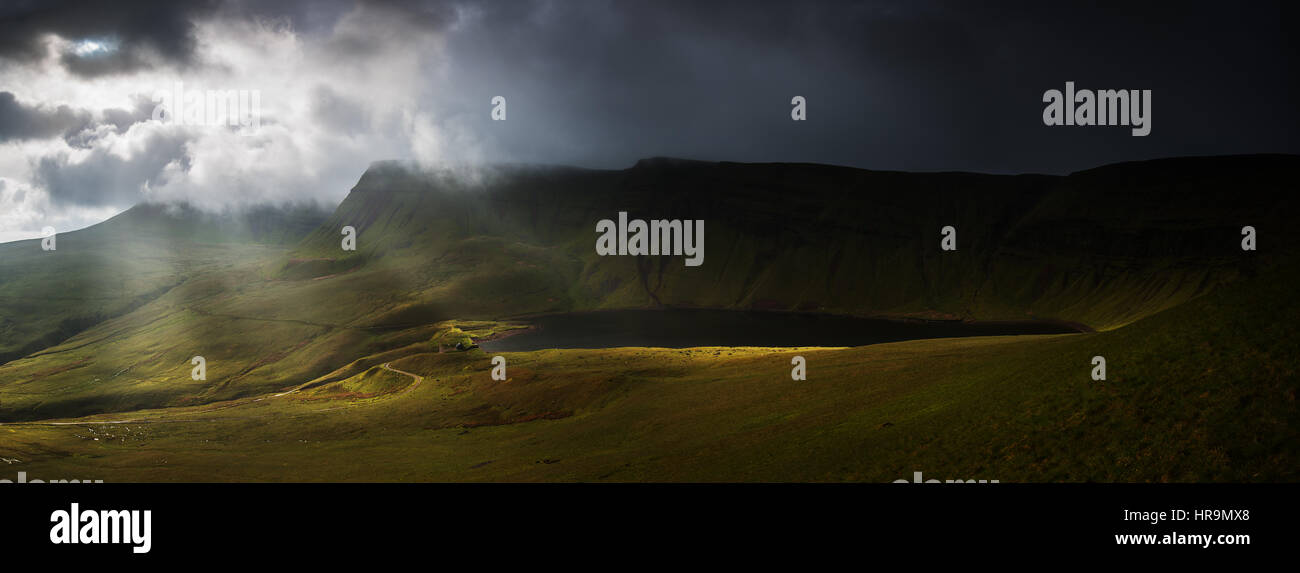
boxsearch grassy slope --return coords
[0,204,338,420]
[0,203,325,363]
[1,256,1292,482]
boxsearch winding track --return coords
[0,362,424,427]
[381,362,424,395]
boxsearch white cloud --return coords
[0,1,481,242]
[0,177,122,242]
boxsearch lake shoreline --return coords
[481,308,1084,352]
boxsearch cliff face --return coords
[295,155,1299,330]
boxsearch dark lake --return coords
[479,309,1081,351]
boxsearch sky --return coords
[0,0,1296,242]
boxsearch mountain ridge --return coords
[289,153,1298,330]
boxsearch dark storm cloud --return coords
[100,95,159,134]
[425,0,1297,174]
[0,0,219,76]
[61,96,158,149]
[311,85,369,135]
[218,0,352,30]
[317,0,458,62]
[359,0,457,29]
[35,130,190,207]
[1,91,158,148]
[0,91,92,142]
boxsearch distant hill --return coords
[0,202,328,364]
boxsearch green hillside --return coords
[0,203,327,364]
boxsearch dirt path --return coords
[0,362,425,427]
[381,362,424,395]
